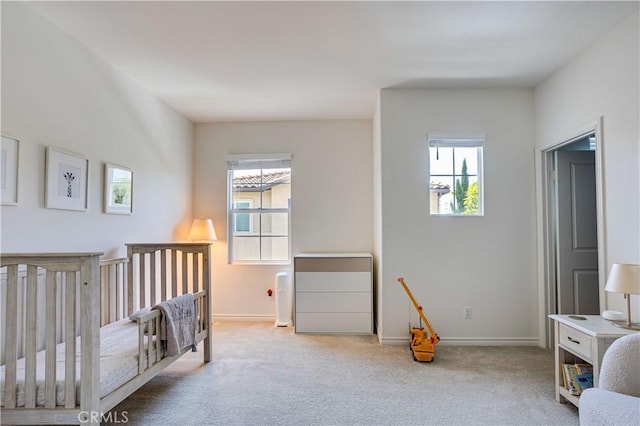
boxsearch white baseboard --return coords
[379,336,540,346]
[213,314,276,322]
[210,320,539,347]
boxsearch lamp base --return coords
[611,321,640,331]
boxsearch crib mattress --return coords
[1,319,141,407]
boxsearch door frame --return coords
[535,117,606,348]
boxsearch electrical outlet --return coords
[463,306,472,319]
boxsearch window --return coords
[227,154,291,264]
[427,134,484,216]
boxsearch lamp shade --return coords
[605,263,640,295]
[188,219,217,241]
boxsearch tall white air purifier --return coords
[275,271,293,327]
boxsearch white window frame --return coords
[226,153,291,265]
[427,133,484,216]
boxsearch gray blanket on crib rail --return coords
[153,293,197,356]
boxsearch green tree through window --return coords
[452,159,469,213]
[464,182,479,214]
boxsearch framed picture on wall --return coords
[1,135,19,205]
[45,146,89,211]
[104,163,133,214]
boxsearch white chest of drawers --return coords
[294,253,373,334]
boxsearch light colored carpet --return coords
[107,322,579,425]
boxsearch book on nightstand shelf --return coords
[574,373,594,391]
[562,363,594,395]
[575,363,593,374]
[562,364,580,395]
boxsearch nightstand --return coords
[548,314,638,407]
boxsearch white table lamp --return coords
[188,219,217,242]
[604,263,640,330]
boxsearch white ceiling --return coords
[27,1,638,123]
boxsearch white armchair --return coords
[579,333,640,426]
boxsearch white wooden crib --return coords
[0,242,212,425]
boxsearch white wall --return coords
[1,3,194,257]
[535,12,640,318]
[377,88,536,344]
[194,120,373,319]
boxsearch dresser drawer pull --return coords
[568,336,581,344]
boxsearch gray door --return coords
[555,150,599,314]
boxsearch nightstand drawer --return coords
[559,323,594,361]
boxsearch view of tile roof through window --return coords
[233,171,290,192]
[430,181,450,194]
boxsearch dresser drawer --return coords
[295,313,372,334]
[296,292,371,313]
[295,271,371,292]
[559,323,594,361]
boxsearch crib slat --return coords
[193,253,200,292]
[64,271,77,408]
[127,250,134,316]
[98,266,104,325]
[116,263,122,320]
[44,271,57,408]
[150,251,156,306]
[57,274,64,345]
[101,267,109,326]
[182,251,188,295]
[171,250,178,298]
[160,249,167,302]
[199,296,205,332]
[118,259,131,315]
[138,321,145,374]
[109,264,117,323]
[112,264,117,322]
[139,253,146,309]
[155,316,162,362]
[24,266,38,408]
[3,265,19,409]
[195,295,200,332]
[148,318,155,367]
